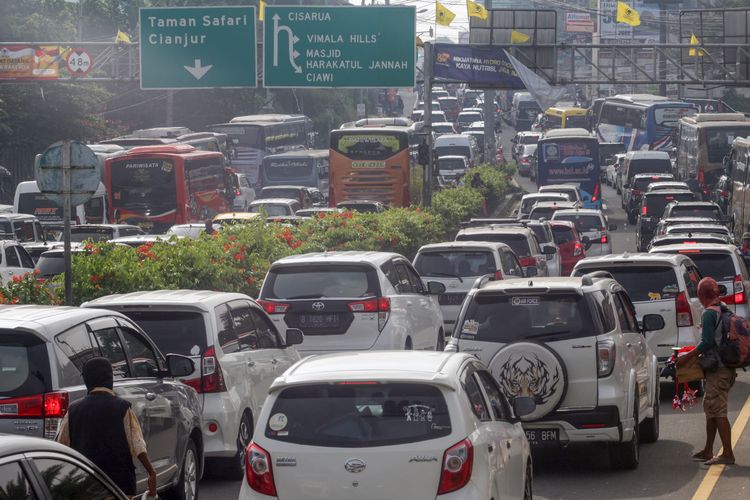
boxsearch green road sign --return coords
[139,6,256,89]
[263,6,415,88]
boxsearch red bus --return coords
[106,144,230,231]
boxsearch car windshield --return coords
[456,233,531,257]
[414,250,496,278]
[644,193,695,216]
[264,264,380,299]
[250,204,290,217]
[459,292,597,342]
[669,206,722,220]
[265,382,451,447]
[574,266,679,302]
[677,252,737,281]
[120,310,207,357]
[434,146,470,157]
[433,124,454,133]
[554,214,602,232]
[437,158,466,171]
[69,227,115,242]
[0,331,51,397]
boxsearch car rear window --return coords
[415,250,496,278]
[458,292,597,342]
[120,311,207,357]
[677,252,737,281]
[644,193,695,216]
[35,253,64,277]
[0,332,51,397]
[669,206,722,220]
[521,196,565,214]
[265,382,452,447]
[528,207,558,220]
[519,135,540,144]
[263,264,380,299]
[261,189,300,200]
[552,225,576,244]
[628,159,671,178]
[633,176,671,191]
[574,266,679,301]
[527,225,551,244]
[70,227,114,242]
[456,233,531,257]
[554,214,602,232]
[541,188,577,200]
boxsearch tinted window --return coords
[230,306,259,351]
[13,222,36,243]
[121,311,207,357]
[591,291,617,332]
[264,265,380,299]
[250,309,281,349]
[679,252,737,281]
[55,325,99,373]
[554,214,603,232]
[520,196,566,214]
[415,250,496,278]
[394,263,414,293]
[528,207,560,220]
[458,293,597,342]
[552,224,576,244]
[476,371,511,420]
[90,328,129,379]
[69,227,114,243]
[0,462,36,500]
[464,373,490,421]
[633,176,672,190]
[434,145,471,158]
[574,265,679,302]
[668,205,722,219]
[34,458,113,500]
[456,233,531,257]
[4,247,19,267]
[18,248,34,269]
[565,115,589,128]
[0,332,51,397]
[120,328,159,378]
[627,159,672,179]
[616,293,639,332]
[644,193,695,216]
[265,383,451,447]
[528,225,551,244]
[249,203,292,217]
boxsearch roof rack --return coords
[471,273,498,290]
[581,270,614,286]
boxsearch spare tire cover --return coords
[489,342,567,421]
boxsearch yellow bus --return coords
[543,107,589,130]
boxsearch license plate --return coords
[525,428,559,447]
[438,293,466,306]
[298,314,340,328]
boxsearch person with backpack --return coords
[676,277,736,465]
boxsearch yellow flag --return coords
[436,1,456,27]
[689,33,704,57]
[259,0,265,22]
[115,30,131,44]
[616,2,641,27]
[466,0,488,21]
[511,30,530,44]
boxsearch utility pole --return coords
[422,42,434,207]
[483,90,496,165]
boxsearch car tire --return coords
[640,381,660,443]
[523,462,533,500]
[609,396,640,470]
[167,440,199,500]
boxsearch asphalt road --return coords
[199,128,750,500]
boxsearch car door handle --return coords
[145,392,156,401]
[247,361,255,367]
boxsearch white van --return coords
[14,181,108,228]
[433,134,478,167]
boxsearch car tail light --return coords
[676,292,693,327]
[723,275,746,305]
[520,157,530,164]
[573,242,584,256]
[591,183,600,203]
[349,297,390,331]
[183,346,226,394]
[597,340,616,377]
[641,206,647,215]
[721,190,730,199]
[245,442,277,497]
[43,391,69,439]
[437,438,474,495]
[0,392,69,439]
[235,189,242,196]
[519,256,537,268]
[494,270,504,280]
[257,299,290,315]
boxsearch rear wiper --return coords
[428,272,463,283]
[525,330,570,339]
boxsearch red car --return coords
[550,220,586,276]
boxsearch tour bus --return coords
[259,149,329,194]
[207,114,313,185]
[543,106,589,130]
[14,181,108,227]
[106,144,230,232]
[328,127,411,207]
[676,113,750,196]
[595,94,697,151]
[536,128,601,209]
[725,137,750,237]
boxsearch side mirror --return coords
[581,236,593,250]
[542,245,557,255]
[166,354,195,378]
[641,314,665,332]
[427,281,447,295]
[285,328,304,346]
[512,396,536,418]
[718,284,728,296]
[608,224,618,231]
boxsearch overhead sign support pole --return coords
[62,141,72,306]
[422,42,434,208]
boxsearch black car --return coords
[626,174,675,223]
[636,190,696,251]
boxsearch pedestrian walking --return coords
[676,277,736,465]
[57,357,157,498]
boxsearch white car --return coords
[258,251,447,355]
[248,198,302,217]
[573,253,703,365]
[82,290,302,478]
[413,241,525,332]
[517,193,571,219]
[651,243,750,318]
[455,226,554,277]
[537,184,583,205]
[551,208,616,257]
[239,351,535,500]
[447,275,664,469]
[230,172,257,211]
[0,240,35,284]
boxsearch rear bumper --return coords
[202,393,242,458]
[524,406,626,443]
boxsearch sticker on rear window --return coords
[268,413,288,431]
[511,296,540,306]
[648,292,661,301]
[404,404,433,423]
[461,319,479,335]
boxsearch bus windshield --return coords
[18,193,65,222]
[207,124,263,149]
[332,133,408,161]
[110,158,177,213]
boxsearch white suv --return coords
[446,274,665,469]
[83,290,302,478]
[551,208,616,257]
[240,351,534,500]
[455,226,554,277]
[413,241,525,333]
[573,253,703,365]
[258,251,446,355]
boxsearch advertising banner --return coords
[565,12,594,33]
[433,43,524,89]
[540,141,597,183]
[0,45,61,80]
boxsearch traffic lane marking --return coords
[691,393,750,500]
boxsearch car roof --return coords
[644,189,694,197]
[271,251,401,267]
[574,252,690,267]
[666,223,729,231]
[437,155,468,161]
[650,243,739,253]
[626,150,671,159]
[667,201,720,207]
[249,198,298,205]
[0,306,129,340]
[522,192,567,199]
[632,173,674,179]
[83,290,252,310]
[531,201,579,208]
[418,241,511,252]
[270,351,475,392]
[72,224,139,229]
[662,217,721,224]
[458,226,533,236]
[477,276,611,292]
[552,208,604,217]
[0,213,37,221]
[539,184,578,190]
[261,185,306,190]
[651,233,729,242]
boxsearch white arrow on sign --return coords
[184,59,213,80]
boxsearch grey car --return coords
[0,305,203,499]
